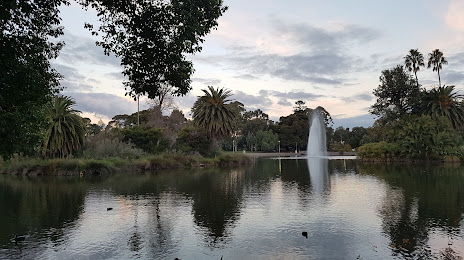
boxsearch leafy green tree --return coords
[82,117,103,136]
[243,109,269,120]
[293,100,307,112]
[255,130,279,151]
[230,108,271,151]
[272,106,332,151]
[192,86,240,149]
[427,49,448,87]
[0,0,67,159]
[370,65,420,123]
[240,117,269,141]
[121,126,169,154]
[419,85,464,130]
[175,126,211,156]
[349,127,368,148]
[334,127,350,144]
[387,115,460,158]
[273,111,309,151]
[81,0,227,100]
[404,49,425,86]
[246,133,257,151]
[43,96,86,159]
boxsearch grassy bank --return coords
[0,153,252,176]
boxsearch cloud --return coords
[52,63,95,91]
[449,52,464,66]
[332,113,376,129]
[227,53,350,84]
[446,0,464,31]
[270,90,324,100]
[231,89,325,112]
[234,74,259,80]
[105,72,126,81]
[57,30,121,67]
[277,98,292,106]
[442,70,464,84]
[272,20,380,54]
[233,90,273,109]
[342,93,373,103]
[193,20,380,85]
[174,92,198,117]
[64,92,137,118]
[192,77,222,86]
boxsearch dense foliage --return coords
[370,65,420,123]
[1,0,225,160]
[0,0,67,159]
[174,126,211,156]
[43,96,86,158]
[121,126,169,154]
[362,48,464,161]
[81,0,227,100]
[192,86,240,141]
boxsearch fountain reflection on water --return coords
[275,107,355,193]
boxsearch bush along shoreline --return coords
[0,154,253,176]
[356,141,462,164]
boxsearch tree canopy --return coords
[370,65,420,124]
[43,96,86,158]
[192,86,240,141]
[427,49,448,87]
[404,49,424,86]
[0,0,67,159]
[81,0,228,100]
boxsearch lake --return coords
[1,158,463,259]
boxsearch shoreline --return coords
[240,151,357,158]
[0,153,253,176]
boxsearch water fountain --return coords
[307,107,327,157]
[307,107,329,193]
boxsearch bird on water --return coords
[14,234,26,243]
[302,232,308,239]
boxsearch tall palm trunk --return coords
[438,68,441,87]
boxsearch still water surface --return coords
[1,159,464,259]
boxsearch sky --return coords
[52,0,464,129]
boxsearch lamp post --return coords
[278,140,281,154]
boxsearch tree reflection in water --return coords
[1,160,464,259]
[187,168,245,245]
[359,164,464,258]
[0,175,86,258]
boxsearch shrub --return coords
[121,126,169,154]
[174,126,211,156]
[357,141,399,159]
[81,129,145,159]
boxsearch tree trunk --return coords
[438,68,441,87]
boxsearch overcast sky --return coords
[52,0,464,129]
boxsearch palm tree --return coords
[427,49,448,87]
[192,86,239,148]
[43,96,86,158]
[420,85,464,130]
[404,49,424,86]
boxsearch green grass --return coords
[0,152,253,176]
